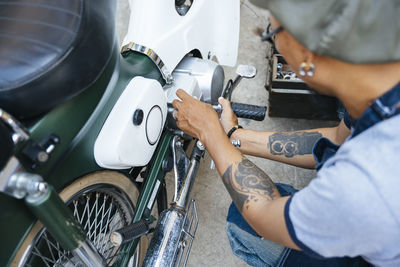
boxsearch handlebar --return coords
[230,102,266,121]
[168,101,267,122]
[213,102,267,121]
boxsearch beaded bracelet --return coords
[227,125,243,138]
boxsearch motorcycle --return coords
[0,0,266,266]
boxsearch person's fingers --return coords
[176,89,190,100]
[172,99,182,109]
[218,97,225,106]
[176,120,189,132]
[218,97,232,112]
[174,110,184,121]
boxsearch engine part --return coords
[172,57,225,104]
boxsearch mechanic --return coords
[172,1,400,266]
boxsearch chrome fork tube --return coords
[0,168,106,267]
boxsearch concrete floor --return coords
[116,1,337,266]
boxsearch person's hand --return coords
[218,97,239,134]
[172,89,223,145]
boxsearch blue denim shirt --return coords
[282,82,400,266]
[313,82,400,170]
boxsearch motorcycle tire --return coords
[11,171,152,267]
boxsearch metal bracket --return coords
[0,108,29,144]
[0,157,47,200]
[21,134,60,169]
[175,199,199,267]
[121,42,173,84]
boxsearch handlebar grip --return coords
[231,102,267,121]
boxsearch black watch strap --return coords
[227,125,243,138]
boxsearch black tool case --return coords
[266,54,340,121]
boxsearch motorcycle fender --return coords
[123,0,240,74]
[94,76,167,169]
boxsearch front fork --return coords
[0,158,106,266]
[0,130,175,267]
[0,130,189,267]
[0,109,105,266]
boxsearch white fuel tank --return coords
[94,76,167,169]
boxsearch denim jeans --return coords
[225,183,372,267]
[226,183,296,267]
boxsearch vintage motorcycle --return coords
[0,0,266,266]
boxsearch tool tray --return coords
[267,54,340,121]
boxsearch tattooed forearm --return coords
[222,158,277,212]
[268,132,322,158]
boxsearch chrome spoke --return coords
[94,194,108,247]
[98,202,115,252]
[73,200,81,224]
[41,232,75,265]
[87,193,99,241]
[96,209,115,251]
[22,185,137,267]
[93,193,100,243]
[79,196,90,225]
[43,232,56,262]
[31,246,53,267]
[105,245,122,264]
[42,232,64,257]
[102,218,122,257]
[56,239,62,260]
[88,195,106,241]
[84,194,96,235]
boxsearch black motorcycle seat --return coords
[0,0,116,120]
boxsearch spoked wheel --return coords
[12,171,148,267]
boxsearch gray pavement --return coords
[116,1,337,266]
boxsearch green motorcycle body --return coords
[0,43,164,266]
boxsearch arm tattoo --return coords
[268,132,322,158]
[222,158,277,212]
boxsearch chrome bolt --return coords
[196,141,205,150]
[36,182,48,193]
[37,151,49,163]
